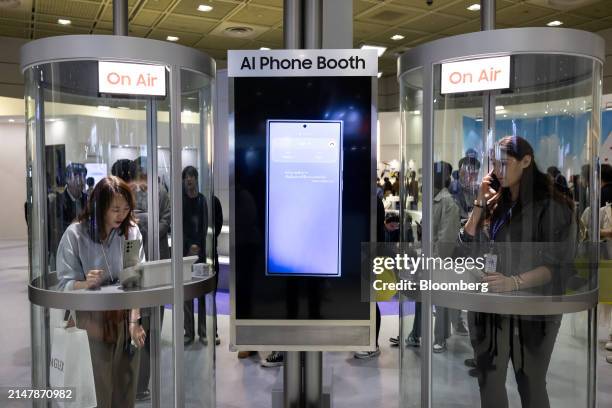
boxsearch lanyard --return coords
[100,232,118,284]
[490,202,516,242]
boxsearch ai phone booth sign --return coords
[229,49,377,350]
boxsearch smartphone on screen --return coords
[265,120,343,277]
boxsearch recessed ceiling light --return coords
[98,105,110,111]
[377,72,383,78]
[57,19,71,25]
[495,105,505,111]
[390,34,404,41]
[167,36,179,42]
[260,47,271,50]
[467,4,480,11]
[8,119,15,123]
[547,20,563,27]
[197,4,213,12]
[360,44,386,57]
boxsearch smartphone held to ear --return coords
[489,173,501,191]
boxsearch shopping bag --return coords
[49,315,97,408]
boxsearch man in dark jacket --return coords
[47,163,88,270]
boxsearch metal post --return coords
[303,0,322,49]
[420,63,434,408]
[31,81,50,408]
[587,306,597,408]
[146,98,162,408]
[146,99,159,262]
[284,351,302,408]
[169,65,185,408]
[304,0,322,398]
[304,351,322,407]
[588,57,602,408]
[481,0,496,181]
[150,307,162,408]
[113,0,128,36]
[480,0,495,31]
[283,3,304,406]
[321,0,352,49]
[204,292,216,408]
[284,0,302,49]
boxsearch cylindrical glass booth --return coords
[21,35,217,408]
[398,28,604,408]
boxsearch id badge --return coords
[484,253,497,274]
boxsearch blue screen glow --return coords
[266,120,343,276]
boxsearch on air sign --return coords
[441,56,510,94]
[98,61,166,96]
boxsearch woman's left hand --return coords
[129,322,146,348]
[482,272,514,293]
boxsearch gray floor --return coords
[1,239,611,408]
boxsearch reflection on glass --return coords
[427,54,600,408]
[180,69,216,408]
[399,67,424,407]
[24,59,169,408]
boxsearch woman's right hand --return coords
[478,170,499,207]
[85,269,104,289]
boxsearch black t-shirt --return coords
[183,193,208,259]
[601,183,612,208]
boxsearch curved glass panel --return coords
[180,68,216,408]
[427,54,601,408]
[399,67,424,408]
[24,59,216,408]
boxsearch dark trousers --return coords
[88,322,140,408]
[184,297,206,339]
[410,301,421,338]
[184,271,218,340]
[136,307,164,394]
[470,313,560,408]
[434,307,462,343]
[375,303,381,347]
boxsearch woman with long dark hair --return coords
[56,175,146,408]
[459,136,575,408]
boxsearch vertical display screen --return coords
[266,120,343,276]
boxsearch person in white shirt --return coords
[56,175,146,408]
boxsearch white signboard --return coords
[99,61,166,96]
[228,49,378,77]
[441,56,510,94]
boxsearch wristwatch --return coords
[473,199,485,208]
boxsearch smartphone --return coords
[123,239,141,269]
[489,173,501,191]
[265,120,343,277]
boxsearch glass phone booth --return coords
[398,28,604,408]
[22,35,217,408]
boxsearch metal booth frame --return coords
[397,27,605,408]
